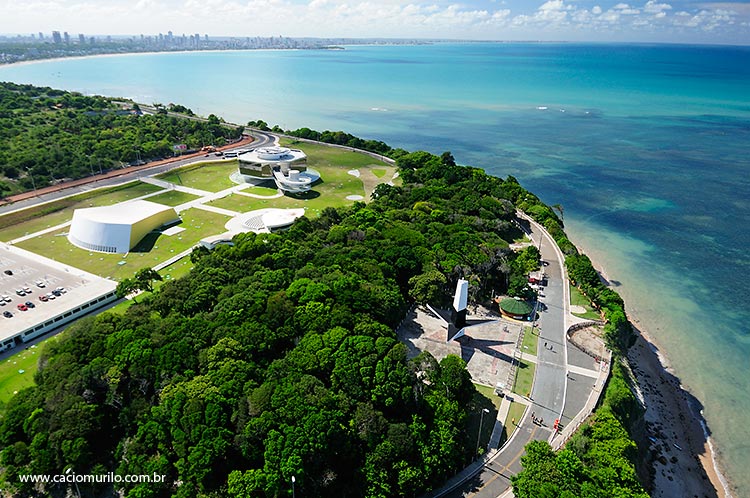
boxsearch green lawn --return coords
[474,383,504,411]
[569,284,602,320]
[242,185,280,196]
[0,346,41,410]
[0,181,165,242]
[513,359,536,397]
[521,326,539,356]
[155,159,238,192]
[500,401,527,445]
[371,168,387,178]
[146,190,202,207]
[469,383,500,457]
[16,208,230,281]
[208,194,268,213]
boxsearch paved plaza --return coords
[397,306,524,390]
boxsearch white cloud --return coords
[0,0,747,43]
[643,1,671,14]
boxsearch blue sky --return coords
[1,0,748,44]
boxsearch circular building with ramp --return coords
[68,200,180,254]
[236,146,320,193]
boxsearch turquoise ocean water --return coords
[1,43,748,494]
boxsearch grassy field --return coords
[0,182,165,242]
[500,401,527,445]
[521,326,539,356]
[208,194,268,213]
[146,190,201,207]
[15,208,231,280]
[569,284,602,320]
[513,359,536,397]
[469,383,501,456]
[155,159,238,192]
[0,346,41,410]
[242,185,280,196]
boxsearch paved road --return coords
[0,130,275,217]
[443,215,570,498]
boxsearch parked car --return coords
[52,290,62,297]
[38,295,48,302]
[35,280,46,288]
[22,286,31,294]
[3,269,12,275]
[3,311,11,318]
[15,289,25,296]
[45,293,55,300]
[56,287,66,294]
[24,301,35,309]
[1,295,11,302]
[17,304,28,311]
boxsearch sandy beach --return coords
[592,265,732,498]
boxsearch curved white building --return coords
[68,200,179,254]
[237,146,319,193]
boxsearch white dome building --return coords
[237,146,319,193]
[68,200,180,254]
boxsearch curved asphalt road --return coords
[0,130,275,217]
[444,214,569,498]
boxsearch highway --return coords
[0,129,275,217]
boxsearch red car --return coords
[39,295,48,302]
[17,303,28,311]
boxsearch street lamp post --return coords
[476,408,490,457]
[26,168,36,192]
[291,475,296,498]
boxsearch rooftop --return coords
[72,200,176,225]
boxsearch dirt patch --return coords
[569,325,607,360]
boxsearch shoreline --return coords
[0,47,323,69]
[589,260,733,498]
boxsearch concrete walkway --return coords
[140,177,212,197]
[9,221,72,245]
[192,204,239,217]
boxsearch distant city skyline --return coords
[1,0,749,45]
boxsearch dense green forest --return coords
[0,82,242,196]
[0,109,644,497]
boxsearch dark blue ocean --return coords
[0,43,748,494]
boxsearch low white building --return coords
[68,200,180,254]
[237,146,319,193]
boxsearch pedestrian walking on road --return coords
[544,341,548,349]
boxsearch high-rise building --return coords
[38,32,44,40]
[63,31,70,44]
[52,31,62,44]
[78,33,85,44]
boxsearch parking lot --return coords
[0,243,117,350]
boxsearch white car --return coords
[36,280,46,288]
[55,286,66,294]
[45,292,56,300]
[1,295,10,303]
